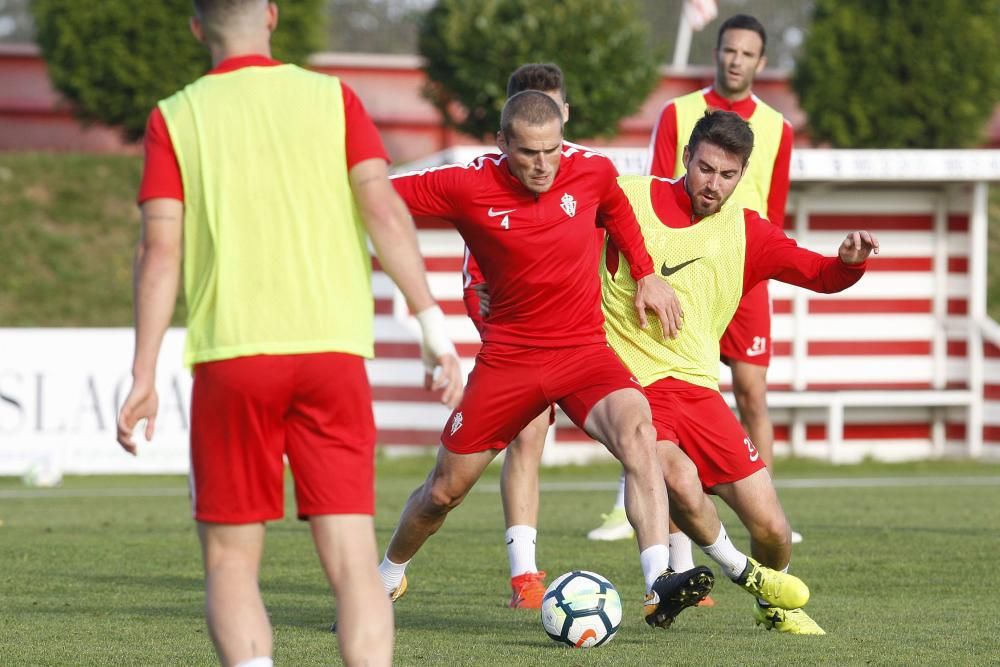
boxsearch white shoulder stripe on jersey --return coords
[562,140,611,161]
[391,153,506,179]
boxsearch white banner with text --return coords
[0,328,191,475]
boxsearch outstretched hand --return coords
[839,231,880,265]
[634,274,684,339]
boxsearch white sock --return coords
[378,554,409,594]
[667,531,696,572]
[613,472,626,510]
[235,659,273,667]
[639,544,670,591]
[506,525,538,577]
[700,524,748,581]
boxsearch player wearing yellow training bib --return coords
[115,2,462,664]
[602,110,879,635]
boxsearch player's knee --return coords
[665,473,702,515]
[659,444,696,479]
[620,420,657,459]
[626,420,656,456]
[636,420,658,446]
[734,382,768,416]
[424,481,466,514]
[752,514,791,548]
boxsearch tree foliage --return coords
[418,0,661,141]
[793,0,1000,148]
[32,0,325,142]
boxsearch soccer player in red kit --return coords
[379,90,715,630]
[603,110,879,634]
[460,63,574,609]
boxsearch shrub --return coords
[32,0,325,142]
[793,0,1000,148]
[418,0,661,141]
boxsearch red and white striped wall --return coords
[372,149,1000,462]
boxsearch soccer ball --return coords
[22,458,63,488]
[540,570,622,648]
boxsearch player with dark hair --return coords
[603,110,879,635]
[115,1,462,665]
[591,13,800,581]
[380,90,716,631]
[506,62,568,114]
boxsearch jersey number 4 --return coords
[500,215,510,229]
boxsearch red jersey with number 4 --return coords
[392,143,654,348]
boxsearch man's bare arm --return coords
[116,198,183,453]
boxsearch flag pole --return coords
[672,10,694,69]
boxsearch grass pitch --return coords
[1,456,999,665]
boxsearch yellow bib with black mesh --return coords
[602,176,745,389]
[159,65,373,366]
[672,90,783,218]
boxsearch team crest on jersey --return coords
[450,411,464,436]
[560,193,577,217]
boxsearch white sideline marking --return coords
[0,487,190,499]
[1,475,999,500]
[523,475,1000,493]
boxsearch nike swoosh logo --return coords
[745,348,767,357]
[488,207,516,217]
[660,257,702,277]
[506,538,514,545]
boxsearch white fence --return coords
[2,150,999,474]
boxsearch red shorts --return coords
[441,342,640,454]
[645,377,765,491]
[720,280,771,367]
[190,352,376,523]
[464,284,555,427]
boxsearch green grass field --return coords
[1,456,999,665]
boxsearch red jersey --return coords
[608,178,865,294]
[137,55,388,203]
[393,144,654,347]
[646,88,793,228]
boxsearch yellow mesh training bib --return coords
[672,90,784,219]
[159,65,373,366]
[602,176,745,389]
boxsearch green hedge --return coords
[418,0,661,141]
[793,0,1000,148]
[32,0,325,142]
